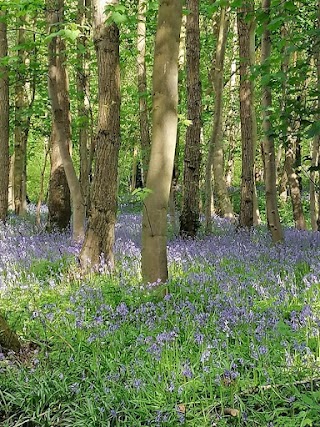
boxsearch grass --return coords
[0,206,320,426]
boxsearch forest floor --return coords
[0,208,320,426]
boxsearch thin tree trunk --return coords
[180,0,202,237]
[36,139,50,227]
[311,1,320,231]
[14,17,32,216]
[141,0,182,284]
[77,0,92,216]
[237,1,255,228]
[261,0,283,243]
[137,0,150,185]
[210,7,233,222]
[0,11,9,222]
[80,0,121,271]
[47,0,85,241]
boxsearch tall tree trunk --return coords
[141,0,182,284]
[225,18,238,188]
[14,17,32,216]
[47,124,71,231]
[237,1,255,228]
[137,0,150,185]
[180,0,201,237]
[261,0,283,243]
[80,0,121,271]
[311,1,320,231]
[0,314,21,353]
[47,0,85,241]
[77,0,92,216]
[210,7,233,222]
[0,11,9,222]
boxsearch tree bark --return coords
[141,0,182,284]
[47,124,71,231]
[47,0,85,241]
[137,0,150,185]
[180,0,202,237]
[14,16,33,216]
[261,0,283,243]
[0,11,9,222]
[310,1,320,231]
[237,1,255,228]
[210,7,233,223]
[77,0,92,216]
[80,0,121,271]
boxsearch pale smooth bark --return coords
[47,0,85,241]
[261,0,283,243]
[180,0,201,237]
[80,0,120,270]
[237,1,256,228]
[77,0,92,215]
[137,0,150,185]
[0,11,9,222]
[141,0,182,284]
[207,7,233,227]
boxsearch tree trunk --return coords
[0,314,21,353]
[237,1,255,228]
[77,0,92,216]
[286,131,306,230]
[137,0,150,185]
[14,17,32,216]
[261,0,283,243]
[47,124,72,231]
[0,11,9,222]
[47,0,85,241]
[80,0,121,271]
[141,0,182,284]
[180,0,202,237]
[210,7,233,221]
[310,1,320,231]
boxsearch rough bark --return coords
[77,0,92,216]
[80,0,120,271]
[0,11,9,222]
[208,7,233,226]
[47,0,85,241]
[0,314,21,353]
[261,0,283,243]
[141,0,182,284]
[180,0,201,237]
[237,1,255,228]
[137,0,150,185]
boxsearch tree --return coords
[137,0,150,185]
[47,0,85,240]
[180,0,201,237]
[141,0,182,284]
[261,0,283,243]
[77,0,92,215]
[0,314,21,353]
[205,6,233,232]
[80,0,121,270]
[237,0,256,228]
[0,10,9,222]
